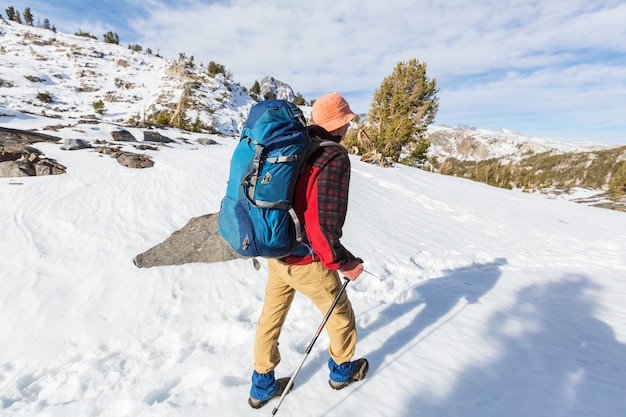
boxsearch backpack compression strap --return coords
[242,143,298,210]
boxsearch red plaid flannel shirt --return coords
[282,129,359,271]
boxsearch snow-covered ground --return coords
[1,114,625,416]
[0,20,252,135]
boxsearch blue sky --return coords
[6,0,626,144]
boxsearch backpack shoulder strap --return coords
[301,125,346,168]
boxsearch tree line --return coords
[434,147,626,199]
[2,5,123,45]
[3,5,55,31]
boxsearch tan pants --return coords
[253,259,357,374]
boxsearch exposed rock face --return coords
[259,76,295,101]
[457,137,489,160]
[0,128,66,177]
[133,212,244,268]
[0,126,62,145]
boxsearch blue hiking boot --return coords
[328,358,369,390]
[248,370,292,409]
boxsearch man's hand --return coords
[341,261,363,281]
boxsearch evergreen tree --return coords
[6,6,21,23]
[207,61,225,75]
[368,58,438,163]
[23,7,33,25]
[5,6,16,21]
[42,18,51,30]
[293,92,306,106]
[76,29,97,39]
[250,80,260,95]
[103,31,120,45]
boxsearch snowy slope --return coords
[1,113,625,416]
[0,20,252,135]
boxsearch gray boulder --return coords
[143,131,175,143]
[133,212,244,268]
[62,138,91,150]
[111,129,137,142]
[197,137,217,145]
[117,152,154,169]
[0,161,28,177]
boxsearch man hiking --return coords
[248,92,368,409]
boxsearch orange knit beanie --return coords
[312,92,355,132]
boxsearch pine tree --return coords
[42,18,51,30]
[5,6,16,21]
[208,61,225,76]
[6,6,21,23]
[250,81,260,95]
[23,7,33,25]
[103,31,120,45]
[368,58,439,163]
[293,92,306,106]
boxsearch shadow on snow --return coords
[405,273,626,417]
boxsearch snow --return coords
[0,20,252,136]
[1,114,626,417]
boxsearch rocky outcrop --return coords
[133,212,245,268]
[0,126,160,173]
[0,157,66,177]
[0,126,62,145]
[94,145,154,169]
[0,128,66,177]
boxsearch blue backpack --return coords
[218,100,313,258]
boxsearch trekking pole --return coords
[271,277,350,416]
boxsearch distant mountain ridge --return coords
[424,125,626,211]
[425,125,612,163]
